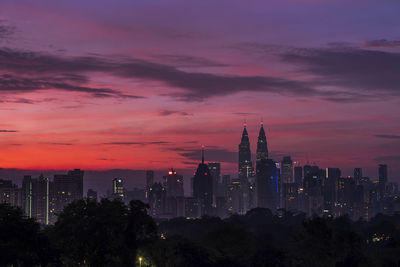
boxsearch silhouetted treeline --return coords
[2,202,400,266]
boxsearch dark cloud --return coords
[0,24,15,39]
[281,46,400,98]
[0,47,325,102]
[101,141,170,146]
[0,129,18,132]
[170,147,237,163]
[40,142,73,146]
[159,110,191,116]
[374,155,400,162]
[97,158,115,161]
[153,54,229,68]
[3,45,397,102]
[0,73,142,99]
[375,134,400,139]
[365,39,400,48]
[13,98,35,104]
[233,112,255,116]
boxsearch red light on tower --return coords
[168,171,173,175]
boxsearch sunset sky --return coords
[1,0,399,182]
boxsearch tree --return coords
[47,199,157,266]
[0,204,54,266]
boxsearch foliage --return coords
[47,199,157,266]
[4,202,400,266]
[0,204,55,266]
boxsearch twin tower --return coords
[238,122,269,179]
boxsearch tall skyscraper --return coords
[22,175,50,225]
[227,178,247,215]
[324,168,341,216]
[148,182,166,217]
[52,169,84,220]
[238,124,254,179]
[67,169,84,199]
[193,147,214,216]
[163,169,184,198]
[378,164,388,199]
[302,165,323,216]
[146,170,154,200]
[163,169,185,217]
[379,164,388,184]
[256,158,278,211]
[281,156,294,184]
[0,179,22,208]
[354,168,362,185]
[281,157,296,211]
[208,162,221,207]
[294,166,303,188]
[256,122,268,162]
[208,163,221,184]
[112,178,124,199]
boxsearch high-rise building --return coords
[335,176,355,217]
[193,147,213,216]
[163,169,184,197]
[354,168,362,185]
[281,156,293,184]
[52,169,84,220]
[379,164,388,184]
[238,124,254,179]
[112,178,124,199]
[282,182,298,212]
[256,122,268,162]
[208,162,221,207]
[0,179,22,208]
[67,169,84,199]
[146,170,154,200]
[163,169,185,217]
[22,175,50,225]
[294,166,303,188]
[222,175,231,189]
[378,164,388,199]
[148,182,166,217]
[302,165,323,216]
[256,158,278,211]
[281,156,295,210]
[22,175,32,218]
[227,178,244,214]
[208,163,221,184]
[323,168,341,216]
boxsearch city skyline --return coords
[0,0,399,180]
[1,123,394,202]
[0,123,396,196]
[1,121,395,223]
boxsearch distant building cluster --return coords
[145,123,398,221]
[0,169,84,225]
[0,124,397,223]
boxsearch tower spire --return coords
[201,145,205,164]
[244,119,247,128]
[257,119,268,161]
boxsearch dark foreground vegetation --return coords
[2,201,400,267]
